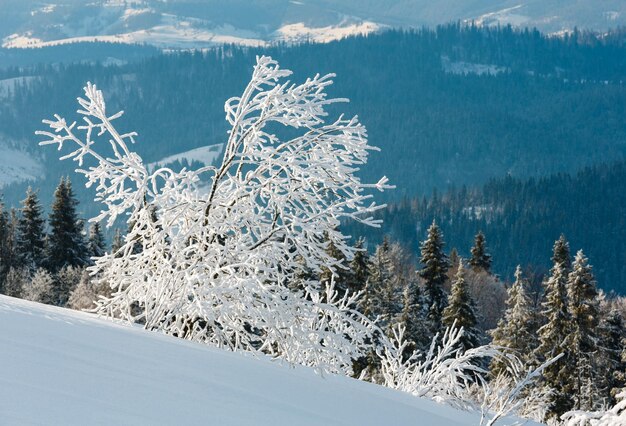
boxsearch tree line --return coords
[1,178,624,422]
[299,223,626,421]
[343,160,626,295]
[0,178,114,308]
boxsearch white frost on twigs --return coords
[37,55,392,375]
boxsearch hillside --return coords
[342,161,626,294]
[1,27,626,216]
[2,0,626,49]
[0,295,529,425]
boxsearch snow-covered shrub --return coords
[37,56,390,375]
[21,268,54,304]
[3,267,29,298]
[377,323,497,409]
[68,270,97,311]
[562,390,626,426]
[378,322,560,425]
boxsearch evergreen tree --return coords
[0,202,10,288]
[46,178,87,271]
[361,238,394,325]
[346,238,368,294]
[399,279,428,352]
[490,265,538,376]
[87,222,106,259]
[553,234,572,273]
[52,265,83,307]
[16,187,46,270]
[419,220,449,334]
[442,261,480,352]
[535,236,575,420]
[111,228,124,257]
[599,309,626,407]
[3,266,29,298]
[469,231,492,272]
[567,250,601,410]
[320,233,349,296]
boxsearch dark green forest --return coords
[2,25,626,207]
[343,160,626,294]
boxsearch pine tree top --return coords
[442,261,479,350]
[469,231,491,272]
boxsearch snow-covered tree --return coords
[567,250,601,411]
[399,277,428,353]
[110,228,123,257]
[22,268,54,304]
[419,220,449,335]
[52,265,83,307]
[442,261,480,352]
[598,309,626,407]
[2,266,29,298]
[490,265,538,376]
[346,237,368,295]
[16,187,46,271]
[68,270,98,310]
[87,222,106,259]
[46,178,87,271]
[536,236,575,420]
[37,56,390,374]
[361,238,395,326]
[470,231,491,272]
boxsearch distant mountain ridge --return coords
[2,0,626,49]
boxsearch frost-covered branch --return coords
[377,322,497,409]
[37,56,391,375]
[478,353,563,426]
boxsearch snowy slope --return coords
[148,143,224,169]
[0,295,535,425]
[2,0,626,50]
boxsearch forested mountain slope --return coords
[343,161,626,294]
[1,26,626,217]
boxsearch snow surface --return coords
[0,295,513,425]
[0,135,44,187]
[275,21,381,43]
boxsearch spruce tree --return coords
[442,261,480,352]
[535,236,574,420]
[361,238,394,324]
[399,279,428,352]
[347,238,368,294]
[567,250,600,410]
[490,265,538,376]
[87,222,106,259]
[0,202,10,287]
[46,178,87,271]
[469,231,491,272]
[320,233,349,296]
[111,228,124,257]
[16,187,46,271]
[599,309,626,407]
[419,220,449,334]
